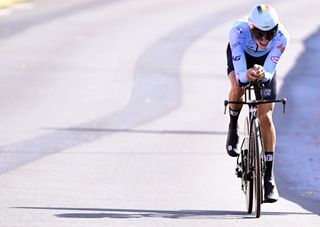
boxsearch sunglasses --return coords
[251,25,278,41]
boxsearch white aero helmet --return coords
[249,4,279,31]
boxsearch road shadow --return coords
[44,127,227,136]
[275,27,320,215]
[13,206,312,220]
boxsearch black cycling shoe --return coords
[264,178,279,203]
[226,128,240,157]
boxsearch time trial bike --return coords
[224,81,286,218]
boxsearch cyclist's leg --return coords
[226,44,244,157]
[257,103,279,202]
[255,74,277,152]
[257,103,276,151]
[226,44,244,110]
[255,77,279,202]
[226,72,244,157]
[228,71,244,110]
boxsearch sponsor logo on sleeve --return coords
[271,56,279,63]
[235,26,245,39]
[232,42,241,49]
[278,30,284,37]
[277,43,286,53]
[232,55,241,61]
[275,31,284,41]
[236,26,243,35]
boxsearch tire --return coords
[244,117,253,214]
[246,176,253,214]
[251,119,263,218]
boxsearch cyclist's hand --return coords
[253,64,265,81]
[247,67,259,81]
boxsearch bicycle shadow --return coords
[13,206,312,220]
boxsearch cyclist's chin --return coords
[256,40,269,49]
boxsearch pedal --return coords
[235,156,243,178]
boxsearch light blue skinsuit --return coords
[229,16,289,84]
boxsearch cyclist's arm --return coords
[263,26,289,83]
[229,25,249,84]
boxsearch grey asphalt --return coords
[0,0,319,226]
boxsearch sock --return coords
[229,108,241,129]
[264,151,274,180]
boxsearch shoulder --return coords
[229,16,250,40]
[275,22,290,44]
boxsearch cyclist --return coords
[226,4,289,203]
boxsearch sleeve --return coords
[229,25,249,84]
[262,28,289,83]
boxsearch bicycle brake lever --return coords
[282,98,287,114]
[224,100,228,114]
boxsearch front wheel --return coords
[243,117,253,214]
[251,118,264,218]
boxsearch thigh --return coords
[257,102,275,117]
[226,43,234,75]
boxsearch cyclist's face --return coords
[250,25,278,49]
[254,36,270,49]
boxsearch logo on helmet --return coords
[257,5,270,14]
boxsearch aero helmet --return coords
[249,4,279,31]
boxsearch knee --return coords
[259,112,273,128]
[229,72,243,94]
[231,83,243,94]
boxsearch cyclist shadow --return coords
[55,209,248,219]
[14,207,311,219]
